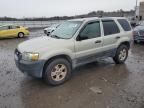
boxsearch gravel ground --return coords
[0,29,144,108]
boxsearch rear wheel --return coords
[43,58,72,86]
[113,45,128,64]
[18,32,24,38]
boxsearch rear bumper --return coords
[15,58,45,78]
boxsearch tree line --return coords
[0,10,135,21]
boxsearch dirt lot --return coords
[0,29,144,108]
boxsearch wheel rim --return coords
[19,33,24,37]
[51,64,67,81]
[119,49,127,61]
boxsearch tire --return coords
[43,58,72,86]
[113,45,128,64]
[18,32,24,38]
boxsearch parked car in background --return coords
[44,23,60,36]
[133,21,144,43]
[0,24,29,38]
[139,21,144,25]
[128,17,139,28]
[15,17,133,86]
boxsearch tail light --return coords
[132,31,135,36]
[133,31,139,37]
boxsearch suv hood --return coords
[134,25,144,31]
[18,36,69,53]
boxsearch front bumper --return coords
[15,55,45,78]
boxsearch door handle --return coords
[95,40,102,43]
[116,36,120,39]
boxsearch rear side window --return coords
[102,20,120,36]
[118,19,131,31]
[0,26,8,30]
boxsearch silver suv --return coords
[15,17,133,85]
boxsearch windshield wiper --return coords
[50,35,64,39]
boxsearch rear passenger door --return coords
[102,20,121,52]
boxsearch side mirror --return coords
[77,34,88,41]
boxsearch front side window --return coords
[50,21,82,39]
[78,21,101,40]
[118,19,131,31]
[10,26,19,29]
[102,20,120,36]
[0,26,9,30]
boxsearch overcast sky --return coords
[0,0,143,18]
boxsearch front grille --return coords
[139,30,144,36]
[15,49,22,60]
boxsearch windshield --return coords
[50,21,82,39]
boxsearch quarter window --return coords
[117,19,131,31]
[102,20,120,36]
[79,21,101,40]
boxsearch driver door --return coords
[75,21,103,64]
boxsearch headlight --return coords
[22,52,39,61]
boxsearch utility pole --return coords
[135,0,138,17]
[136,0,138,7]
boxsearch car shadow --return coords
[18,59,130,108]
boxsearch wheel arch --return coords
[18,32,24,37]
[42,54,73,77]
[118,41,130,49]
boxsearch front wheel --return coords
[43,58,72,86]
[113,45,128,64]
[18,32,24,38]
